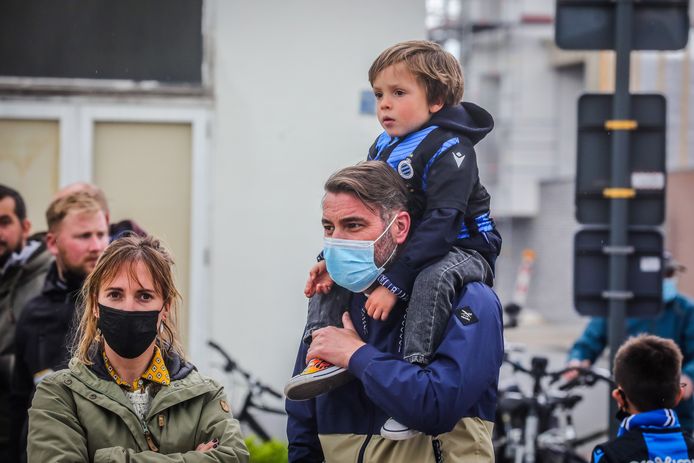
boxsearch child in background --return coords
[591,334,694,462]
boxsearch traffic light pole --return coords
[607,0,634,438]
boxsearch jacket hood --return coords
[428,102,494,145]
[0,238,49,275]
[88,344,196,382]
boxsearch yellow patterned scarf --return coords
[102,346,171,391]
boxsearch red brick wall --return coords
[665,169,694,297]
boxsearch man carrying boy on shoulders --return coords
[286,161,504,462]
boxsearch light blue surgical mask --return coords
[323,216,398,293]
[663,277,678,303]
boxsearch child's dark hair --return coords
[614,334,683,411]
[368,40,464,107]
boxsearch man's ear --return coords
[45,231,59,257]
[392,211,410,245]
[20,218,31,241]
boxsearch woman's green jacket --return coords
[28,357,249,462]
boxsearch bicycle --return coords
[494,350,614,463]
[208,340,286,441]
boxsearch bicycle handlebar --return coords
[208,340,239,373]
[207,340,283,399]
[504,356,614,389]
[556,366,614,390]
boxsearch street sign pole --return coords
[607,0,634,438]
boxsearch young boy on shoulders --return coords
[286,40,501,440]
[592,334,694,463]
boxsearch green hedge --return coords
[244,436,288,463]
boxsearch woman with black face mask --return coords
[27,235,249,462]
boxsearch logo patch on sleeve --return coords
[454,307,479,325]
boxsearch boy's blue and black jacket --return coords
[592,409,694,463]
[286,282,504,463]
[367,102,501,298]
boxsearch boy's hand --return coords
[304,261,334,297]
[365,286,398,321]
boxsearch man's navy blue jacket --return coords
[592,409,694,463]
[286,282,504,462]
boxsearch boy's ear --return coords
[429,100,444,114]
[674,385,685,407]
[611,388,627,408]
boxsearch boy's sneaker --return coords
[284,357,353,401]
[380,417,421,440]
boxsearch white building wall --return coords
[208,0,426,436]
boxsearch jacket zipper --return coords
[141,420,159,452]
[357,405,374,463]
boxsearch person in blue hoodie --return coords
[286,40,501,440]
[285,161,504,462]
[591,334,694,462]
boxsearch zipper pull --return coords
[158,414,165,430]
[144,430,159,452]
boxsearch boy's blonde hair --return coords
[368,40,464,107]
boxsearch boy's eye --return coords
[374,91,383,99]
[394,89,405,96]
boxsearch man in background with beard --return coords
[0,185,52,462]
[11,191,109,461]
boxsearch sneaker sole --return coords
[284,368,354,401]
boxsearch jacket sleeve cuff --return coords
[376,274,409,301]
[316,251,325,262]
[382,263,417,297]
[348,344,382,379]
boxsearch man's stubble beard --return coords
[374,230,398,269]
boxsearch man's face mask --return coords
[663,277,678,303]
[323,215,398,293]
[98,303,161,359]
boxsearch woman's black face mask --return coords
[97,303,160,359]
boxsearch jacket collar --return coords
[0,238,49,275]
[41,262,84,300]
[89,343,195,382]
[102,346,171,390]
